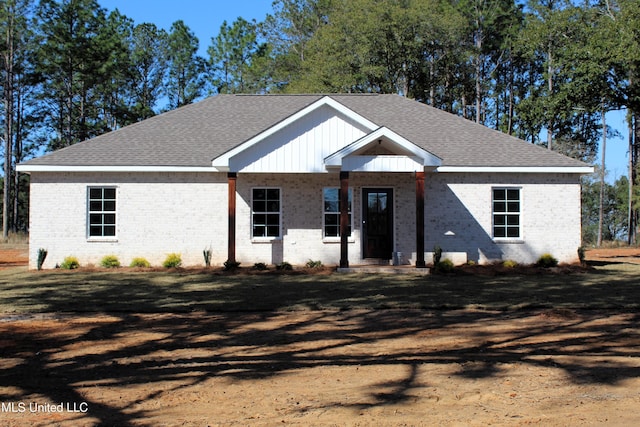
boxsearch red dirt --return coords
[1,246,639,425]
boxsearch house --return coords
[17,94,593,270]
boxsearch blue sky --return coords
[98,0,629,181]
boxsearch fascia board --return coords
[436,166,595,174]
[16,165,218,173]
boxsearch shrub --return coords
[577,246,586,265]
[252,262,268,270]
[435,258,454,273]
[203,247,212,267]
[163,253,182,268]
[276,261,293,271]
[37,248,48,271]
[223,260,241,271]
[503,260,518,268]
[130,257,151,268]
[60,256,80,270]
[100,255,121,268]
[306,259,323,268]
[433,245,443,265]
[537,253,558,268]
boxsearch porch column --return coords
[340,171,349,268]
[227,172,237,263]
[416,171,426,268]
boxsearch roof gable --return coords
[212,96,377,172]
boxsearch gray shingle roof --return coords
[20,94,588,168]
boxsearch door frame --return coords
[361,187,394,259]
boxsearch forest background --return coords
[2,0,639,247]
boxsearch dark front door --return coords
[363,188,393,259]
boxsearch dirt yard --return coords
[1,246,639,426]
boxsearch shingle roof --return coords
[20,94,588,169]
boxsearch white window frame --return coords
[87,186,118,240]
[492,187,522,240]
[322,187,353,241]
[251,187,282,240]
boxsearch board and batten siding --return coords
[229,104,369,173]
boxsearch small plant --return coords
[466,260,476,266]
[433,245,443,265]
[163,253,182,268]
[60,256,80,270]
[203,247,212,267]
[503,260,518,268]
[306,259,323,268]
[130,257,151,268]
[276,261,293,271]
[252,262,268,270]
[577,246,586,265]
[435,258,454,273]
[100,255,121,268]
[37,248,48,270]
[537,253,558,268]
[223,259,241,271]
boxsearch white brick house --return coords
[17,94,592,269]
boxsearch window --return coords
[88,187,116,238]
[252,188,281,238]
[492,188,520,239]
[323,188,352,238]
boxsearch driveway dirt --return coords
[1,245,639,426]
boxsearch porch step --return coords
[337,265,430,275]
[358,258,392,266]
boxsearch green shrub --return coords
[276,261,293,271]
[60,256,80,270]
[433,245,443,264]
[223,260,241,271]
[577,246,586,265]
[100,255,121,268]
[306,259,323,268]
[435,258,454,273]
[130,257,151,268]
[37,248,48,271]
[503,260,518,268]
[537,253,558,268]
[252,262,268,270]
[163,253,182,268]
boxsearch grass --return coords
[0,262,639,313]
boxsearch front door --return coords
[363,188,393,259]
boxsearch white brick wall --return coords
[27,170,583,269]
[425,172,582,264]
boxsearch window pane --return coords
[507,202,519,213]
[325,214,338,226]
[493,202,506,213]
[253,226,265,237]
[493,189,505,201]
[507,189,519,200]
[89,226,102,236]
[267,201,279,212]
[506,227,519,238]
[89,188,102,199]
[104,214,116,225]
[104,188,116,199]
[104,200,116,211]
[253,188,265,200]
[494,227,506,238]
[507,215,519,226]
[494,215,506,226]
[89,214,102,225]
[104,226,116,236]
[267,226,279,237]
[266,214,279,226]
[267,189,279,200]
[325,226,339,237]
[89,201,102,211]
[253,201,266,212]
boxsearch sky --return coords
[98,0,630,182]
